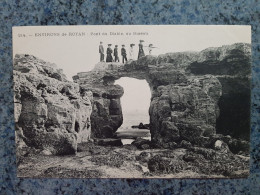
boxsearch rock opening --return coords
[115,77,151,129]
[75,121,80,133]
[114,77,151,143]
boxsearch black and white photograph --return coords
[13,25,251,178]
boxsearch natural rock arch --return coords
[13,43,251,155]
[73,43,251,146]
[75,59,221,147]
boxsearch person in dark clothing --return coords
[106,44,113,62]
[138,40,145,59]
[99,41,104,62]
[114,45,119,62]
[148,44,153,55]
[121,45,127,63]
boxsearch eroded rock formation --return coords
[14,43,250,156]
[14,54,92,155]
[187,43,251,140]
[73,43,251,148]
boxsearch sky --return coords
[13,25,251,117]
[13,25,251,81]
[115,77,151,113]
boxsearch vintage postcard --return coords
[13,25,251,178]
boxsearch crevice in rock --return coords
[75,121,80,133]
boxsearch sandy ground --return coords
[18,143,162,178]
[17,141,249,179]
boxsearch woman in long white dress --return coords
[129,44,135,60]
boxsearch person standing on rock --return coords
[138,40,145,59]
[114,45,119,62]
[121,44,127,63]
[148,44,158,55]
[106,44,113,62]
[129,44,135,60]
[148,44,153,55]
[99,41,104,62]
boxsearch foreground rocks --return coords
[147,146,249,178]
[17,141,249,178]
[14,54,92,155]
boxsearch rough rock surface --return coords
[95,138,123,146]
[14,54,92,155]
[74,63,125,138]
[187,43,251,140]
[146,146,249,177]
[73,43,251,147]
[17,141,249,179]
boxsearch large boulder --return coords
[14,54,92,155]
[80,84,124,138]
[149,76,221,146]
[131,138,152,149]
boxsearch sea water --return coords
[115,110,151,144]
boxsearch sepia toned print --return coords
[13,25,251,178]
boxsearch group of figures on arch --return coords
[98,40,157,63]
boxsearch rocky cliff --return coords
[73,43,251,148]
[14,54,92,155]
[187,43,251,140]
